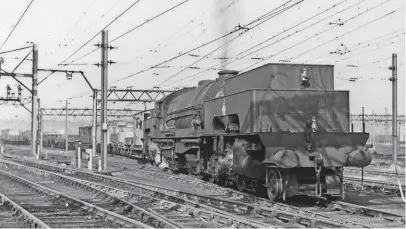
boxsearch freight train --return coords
[142,63,372,201]
[42,134,79,150]
[0,129,79,150]
[78,120,144,156]
[0,130,31,145]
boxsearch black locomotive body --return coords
[144,63,371,200]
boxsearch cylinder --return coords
[240,155,265,178]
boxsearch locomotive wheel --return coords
[267,169,283,201]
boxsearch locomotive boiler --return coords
[144,63,371,201]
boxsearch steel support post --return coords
[38,98,43,155]
[391,53,398,167]
[31,44,38,158]
[65,100,68,154]
[101,30,108,171]
[92,89,97,157]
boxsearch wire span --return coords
[0,0,35,50]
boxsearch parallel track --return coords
[0,191,47,228]
[0,167,149,228]
[0,159,267,228]
[345,167,405,179]
[3,156,405,228]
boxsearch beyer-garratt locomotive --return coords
[143,63,372,201]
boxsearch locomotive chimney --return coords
[217,70,239,86]
[216,70,239,97]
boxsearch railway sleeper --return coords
[0,168,150,229]
[2,157,382,228]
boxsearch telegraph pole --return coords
[65,99,68,154]
[389,53,398,168]
[101,30,108,171]
[92,89,97,157]
[31,43,38,158]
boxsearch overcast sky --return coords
[0,0,404,127]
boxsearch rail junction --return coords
[0,0,405,228]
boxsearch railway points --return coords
[0,165,149,228]
[1,152,405,228]
[0,1,405,228]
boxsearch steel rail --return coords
[345,167,405,179]
[119,163,406,224]
[1,157,374,228]
[344,176,405,196]
[0,167,151,228]
[0,159,266,228]
[4,153,405,225]
[0,191,50,228]
[102,157,406,223]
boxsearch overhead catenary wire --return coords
[112,0,303,85]
[71,0,124,42]
[287,1,400,61]
[111,0,191,43]
[233,0,359,60]
[178,1,401,89]
[0,46,31,55]
[182,0,363,85]
[172,0,355,87]
[139,0,221,57]
[333,39,403,64]
[63,0,97,43]
[240,0,397,72]
[160,0,304,86]
[169,2,312,88]
[11,50,32,73]
[305,29,405,63]
[63,0,191,66]
[59,0,142,65]
[158,33,241,86]
[0,0,35,50]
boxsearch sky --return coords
[0,0,405,131]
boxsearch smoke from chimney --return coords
[215,0,238,70]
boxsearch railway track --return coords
[0,160,264,228]
[0,191,47,228]
[0,166,149,228]
[344,176,405,196]
[372,155,405,165]
[0,158,346,228]
[2,156,405,228]
[345,167,405,179]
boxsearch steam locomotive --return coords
[143,63,372,201]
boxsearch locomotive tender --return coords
[145,63,372,200]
